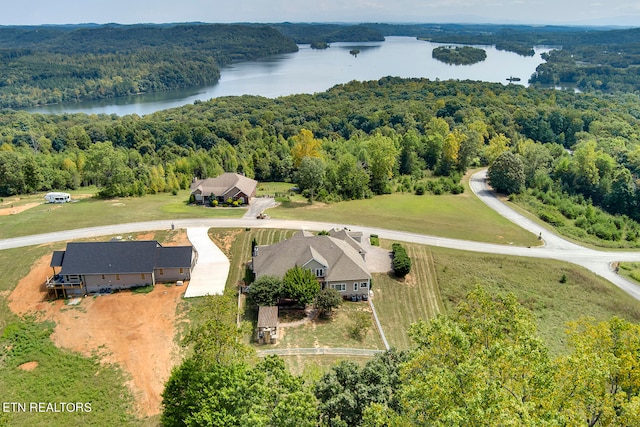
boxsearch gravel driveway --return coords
[360,233,393,273]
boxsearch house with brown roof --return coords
[252,229,371,299]
[190,172,257,205]
[47,240,194,298]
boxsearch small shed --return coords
[256,306,279,344]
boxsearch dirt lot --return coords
[8,254,187,418]
[0,202,41,216]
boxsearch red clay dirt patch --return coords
[8,255,185,418]
[0,202,41,216]
[18,361,38,371]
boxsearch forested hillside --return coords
[3,77,640,245]
[0,23,298,108]
[162,289,640,427]
[373,23,640,93]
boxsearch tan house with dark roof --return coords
[252,229,371,299]
[190,172,257,205]
[47,240,194,298]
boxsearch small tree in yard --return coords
[282,266,321,306]
[348,312,371,341]
[315,288,342,316]
[249,275,283,306]
[392,243,411,278]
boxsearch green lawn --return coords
[618,262,640,285]
[269,175,540,246]
[0,189,244,239]
[431,247,640,355]
[372,241,444,349]
[371,240,640,355]
[263,302,385,351]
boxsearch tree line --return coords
[162,287,640,426]
[0,23,298,108]
[3,77,640,246]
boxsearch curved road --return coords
[2,170,640,299]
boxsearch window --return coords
[179,268,184,274]
[101,274,105,280]
[116,274,120,281]
[159,269,164,275]
[354,283,358,291]
[315,268,324,277]
[361,282,368,288]
[141,273,145,280]
[330,283,346,292]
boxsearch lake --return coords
[29,37,552,116]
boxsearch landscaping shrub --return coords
[392,243,411,278]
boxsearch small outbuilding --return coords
[256,306,279,344]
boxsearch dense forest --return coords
[3,77,640,245]
[162,288,640,426]
[2,23,640,109]
[383,23,640,93]
[0,23,298,108]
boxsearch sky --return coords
[2,0,639,27]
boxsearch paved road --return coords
[2,171,640,299]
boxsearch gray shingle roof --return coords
[253,231,370,282]
[155,246,193,268]
[50,251,65,267]
[190,173,257,199]
[55,241,192,275]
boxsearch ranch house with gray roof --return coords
[252,229,371,298]
[190,172,257,205]
[47,240,194,298]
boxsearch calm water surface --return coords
[29,37,552,116]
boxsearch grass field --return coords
[0,189,244,239]
[367,240,640,355]
[269,174,540,246]
[431,247,640,355]
[618,262,640,285]
[372,242,444,349]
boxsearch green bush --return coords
[392,243,411,278]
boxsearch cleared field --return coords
[432,247,640,355]
[269,174,540,246]
[0,189,244,239]
[372,242,443,349]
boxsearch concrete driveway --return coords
[243,197,277,219]
[184,227,230,297]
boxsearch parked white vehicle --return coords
[44,192,71,203]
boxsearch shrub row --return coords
[392,243,411,278]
